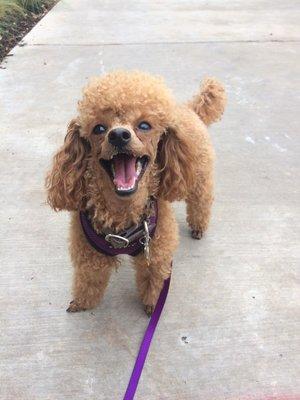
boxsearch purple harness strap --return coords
[79,200,158,257]
[123,275,171,400]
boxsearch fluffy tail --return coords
[188,78,226,126]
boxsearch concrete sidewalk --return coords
[0,1,299,399]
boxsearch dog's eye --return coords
[138,121,151,131]
[93,124,107,134]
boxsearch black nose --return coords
[108,128,131,148]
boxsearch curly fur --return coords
[46,119,90,211]
[189,77,226,126]
[45,70,226,314]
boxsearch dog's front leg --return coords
[133,201,178,316]
[67,256,114,312]
[134,260,172,317]
[66,213,118,312]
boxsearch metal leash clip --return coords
[139,220,151,265]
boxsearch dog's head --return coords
[46,71,225,211]
[77,71,178,200]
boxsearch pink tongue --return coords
[113,154,137,189]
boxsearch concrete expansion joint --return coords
[25,39,300,47]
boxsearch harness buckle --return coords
[105,234,130,249]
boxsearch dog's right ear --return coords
[45,119,90,211]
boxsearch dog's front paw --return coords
[191,229,203,240]
[66,300,87,313]
[144,305,154,317]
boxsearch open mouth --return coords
[100,153,149,196]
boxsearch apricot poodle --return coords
[46,70,226,315]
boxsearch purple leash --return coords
[123,275,171,400]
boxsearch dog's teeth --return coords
[118,184,134,191]
[111,164,115,177]
[136,160,142,176]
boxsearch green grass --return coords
[0,1,23,20]
[0,0,52,36]
[0,1,23,38]
[0,0,54,58]
[18,0,49,13]
[0,0,48,17]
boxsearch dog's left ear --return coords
[156,110,198,201]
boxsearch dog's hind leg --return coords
[186,165,214,240]
[185,77,225,239]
